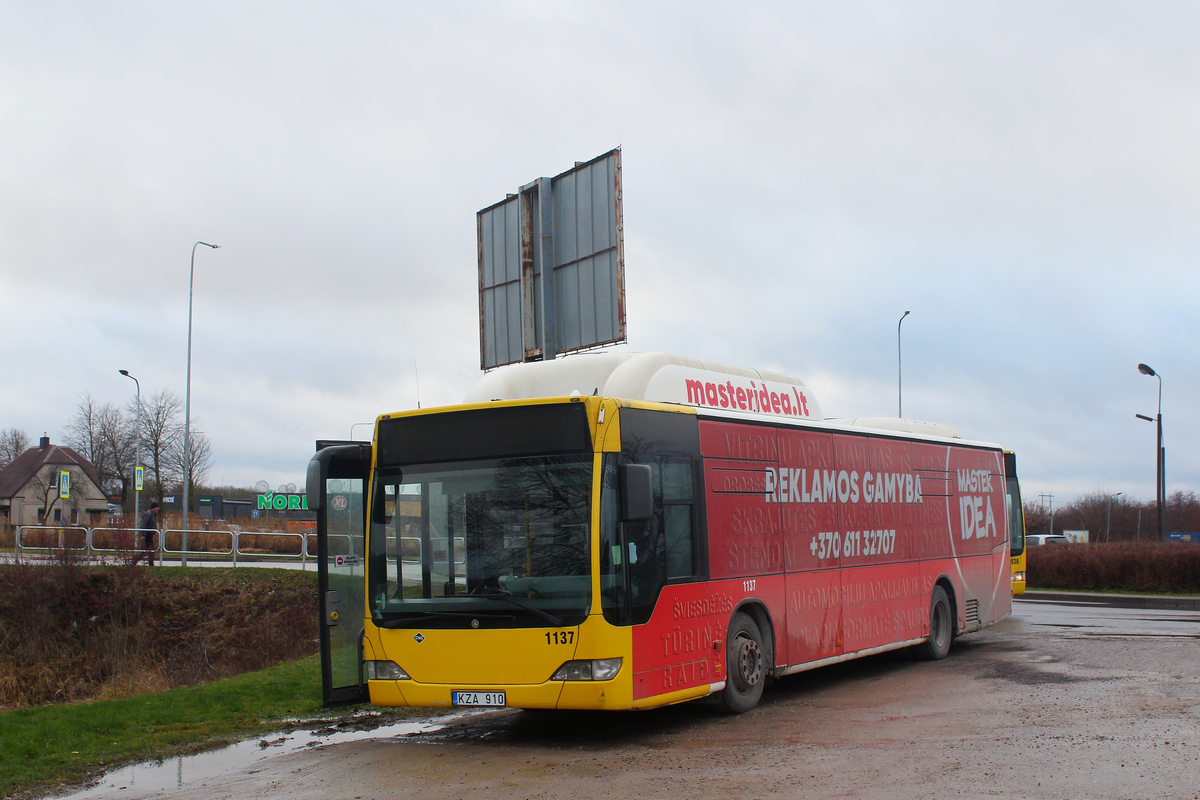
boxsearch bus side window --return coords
[623,455,698,623]
[614,407,703,625]
[661,457,695,580]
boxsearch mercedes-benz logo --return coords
[471,619,480,628]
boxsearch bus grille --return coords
[965,599,980,626]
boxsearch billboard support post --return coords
[537,176,556,361]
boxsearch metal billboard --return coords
[478,148,626,370]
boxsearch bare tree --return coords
[1022,491,1200,543]
[165,426,214,500]
[138,389,184,502]
[100,407,137,509]
[0,427,30,470]
[1166,491,1200,536]
[64,394,132,504]
[64,393,105,466]
[28,465,71,524]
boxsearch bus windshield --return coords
[369,454,594,627]
[1006,472,1026,558]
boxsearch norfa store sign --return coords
[257,493,309,511]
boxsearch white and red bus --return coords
[308,352,1012,712]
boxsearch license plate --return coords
[452,691,506,707]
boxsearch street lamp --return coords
[1136,363,1164,540]
[897,311,910,418]
[119,370,141,527]
[184,241,220,565]
[1104,492,1122,542]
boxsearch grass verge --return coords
[0,655,419,799]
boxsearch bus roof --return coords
[466,351,821,421]
[465,351,963,440]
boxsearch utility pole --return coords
[1039,492,1055,535]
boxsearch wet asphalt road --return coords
[60,596,1200,800]
[1016,596,1200,640]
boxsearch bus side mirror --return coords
[620,463,653,522]
[306,456,323,511]
[307,442,372,513]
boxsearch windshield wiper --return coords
[472,593,565,626]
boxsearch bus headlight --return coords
[552,658,622,681]
[1011,571,1026,584]
[366,660,410,680]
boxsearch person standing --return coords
[138,500,160,566]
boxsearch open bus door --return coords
[307,441,372,706]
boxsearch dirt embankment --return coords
[0,562,318,709]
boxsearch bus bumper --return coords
[368,678,634,710]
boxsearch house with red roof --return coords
[0,436,109,527]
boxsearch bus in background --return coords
[308,352,1014,713]
[1004,452,1027,595]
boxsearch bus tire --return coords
[717,612,766,714]
[915,585,952,661]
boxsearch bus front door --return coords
[307,442,371,706]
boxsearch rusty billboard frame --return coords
[477,148,626,370]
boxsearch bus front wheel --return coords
[915,585,953,660]
[717,612,765,714]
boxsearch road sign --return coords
[135,466,144,491]
[58,470,70,499]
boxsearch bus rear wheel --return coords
[915,585,953,660]
[717,612,765,714]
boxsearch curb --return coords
[1017,590,1200,611]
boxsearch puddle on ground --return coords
[55,716,457,799]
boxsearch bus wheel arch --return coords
[935,576,960,638]
[915,581,954,661]
[716,603,773,714]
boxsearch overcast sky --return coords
[2,2,1197,509]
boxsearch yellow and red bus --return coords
[309,352,1013,712]
[1004,452,1027,595]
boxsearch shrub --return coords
[1028,541,1200,593]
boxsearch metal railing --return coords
[14,526,90,559]
[9,525,321,569]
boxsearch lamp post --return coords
[184,241,220,565]
[1137,363,1165,540]
[1105,491,1122,542]
[119,370,141,528]
[897,310,910,418]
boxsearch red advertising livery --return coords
[636,416,1008,708]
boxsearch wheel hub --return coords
[734,634,763,687]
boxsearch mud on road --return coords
[65,604,1200,800]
